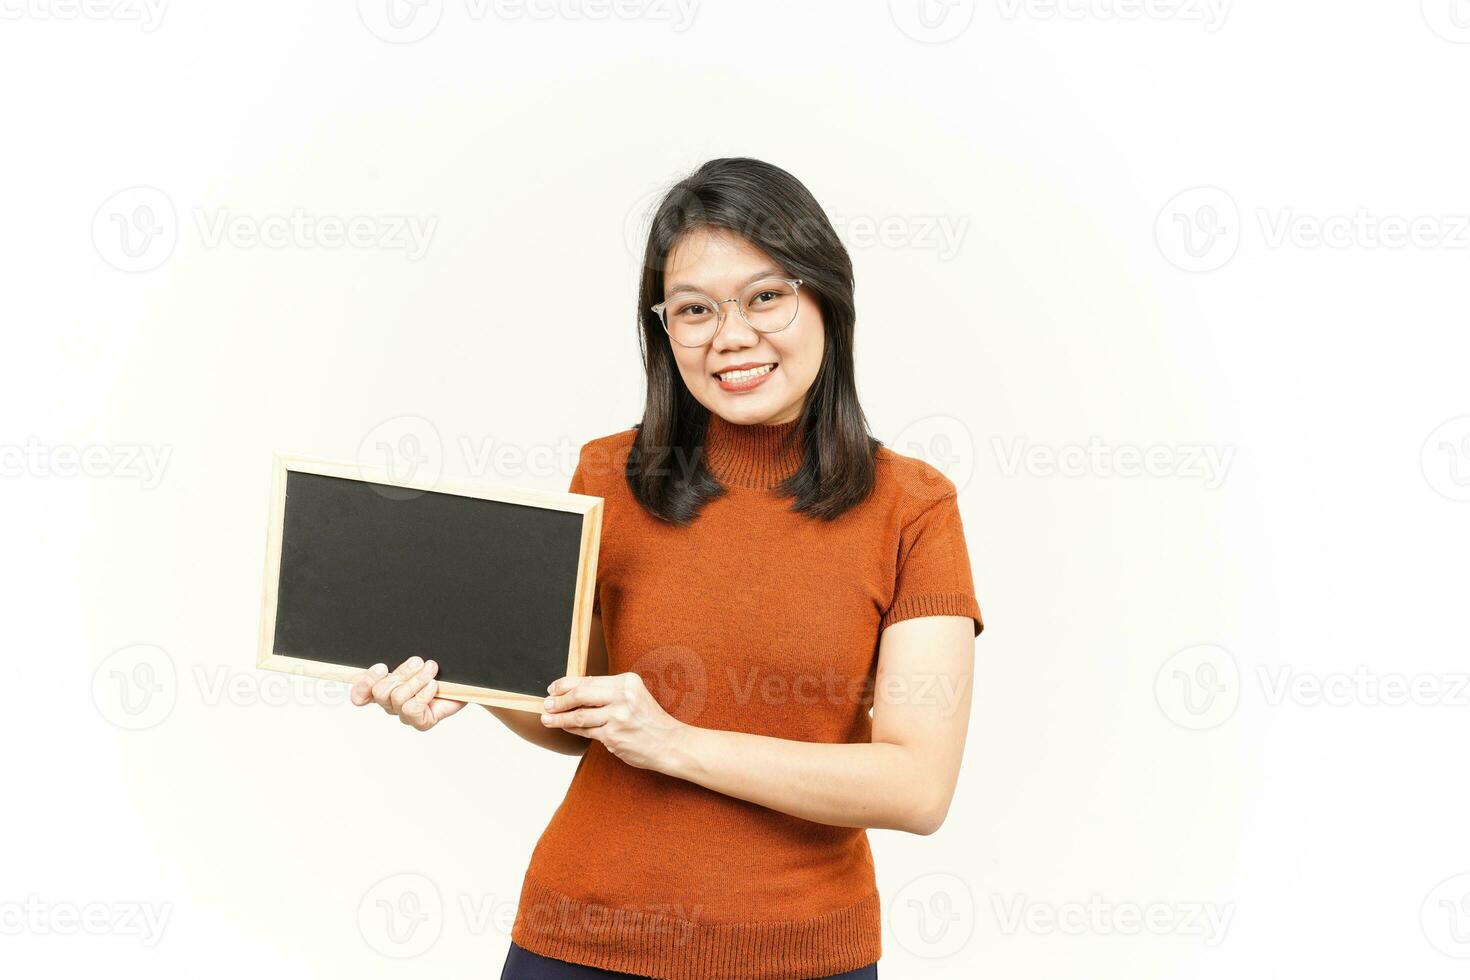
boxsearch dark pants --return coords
[499,940,878,979]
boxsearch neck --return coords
[703,412,803,490]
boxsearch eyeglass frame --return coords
[651,277,805,348]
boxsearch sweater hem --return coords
[510,873,882,980]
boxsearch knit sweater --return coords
[510,413,984,980]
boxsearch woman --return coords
[348,157,984,980]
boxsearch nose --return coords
[709,297,759,349]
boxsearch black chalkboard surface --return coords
[256,455,602,712]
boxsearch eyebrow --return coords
[665,268,788,297]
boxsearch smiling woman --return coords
[348,157,984,980]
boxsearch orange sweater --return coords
[510,413,983,979]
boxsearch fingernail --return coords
[544,697,555,708]
[540,713,552,724]
[406,657,423,670]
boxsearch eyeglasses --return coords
[652,277,804,348]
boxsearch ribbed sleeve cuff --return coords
[880,592,984,637]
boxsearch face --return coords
[661,226,824,426]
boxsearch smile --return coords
[714,364,776,382]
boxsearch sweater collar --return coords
[703,412,804,490]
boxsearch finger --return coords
[428,697,467,724]
[400,678,433,729]
[350,664,389,706]
[542,706,608,730]
[390,660,438,712]
[372,656,423,711]
[404,695,467,732]
[548,674,622,697]
[544,679,616,713]
[401,676,458,730]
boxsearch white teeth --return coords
[717,364,775,382]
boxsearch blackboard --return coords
[256,455,602,711]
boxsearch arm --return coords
[486,611,609,756]
[543,614,976,835]
[663,615,974,835]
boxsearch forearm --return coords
[660,726,938,834]
[485,704,588,756]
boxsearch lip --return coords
[713,362,778,393]
[712,361,777,376]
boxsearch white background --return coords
[4,1,1469,977]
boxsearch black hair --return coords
[626,157,880,525]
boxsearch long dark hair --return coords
[626,157,880,525]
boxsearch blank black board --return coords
[271,470,586,697]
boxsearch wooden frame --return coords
[256,453,603,712]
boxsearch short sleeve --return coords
[567,444,600,615]
[880,490,983,637]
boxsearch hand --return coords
[349,656,467,732]
[540,672,688,771]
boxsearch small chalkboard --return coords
[256,455,602,712]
